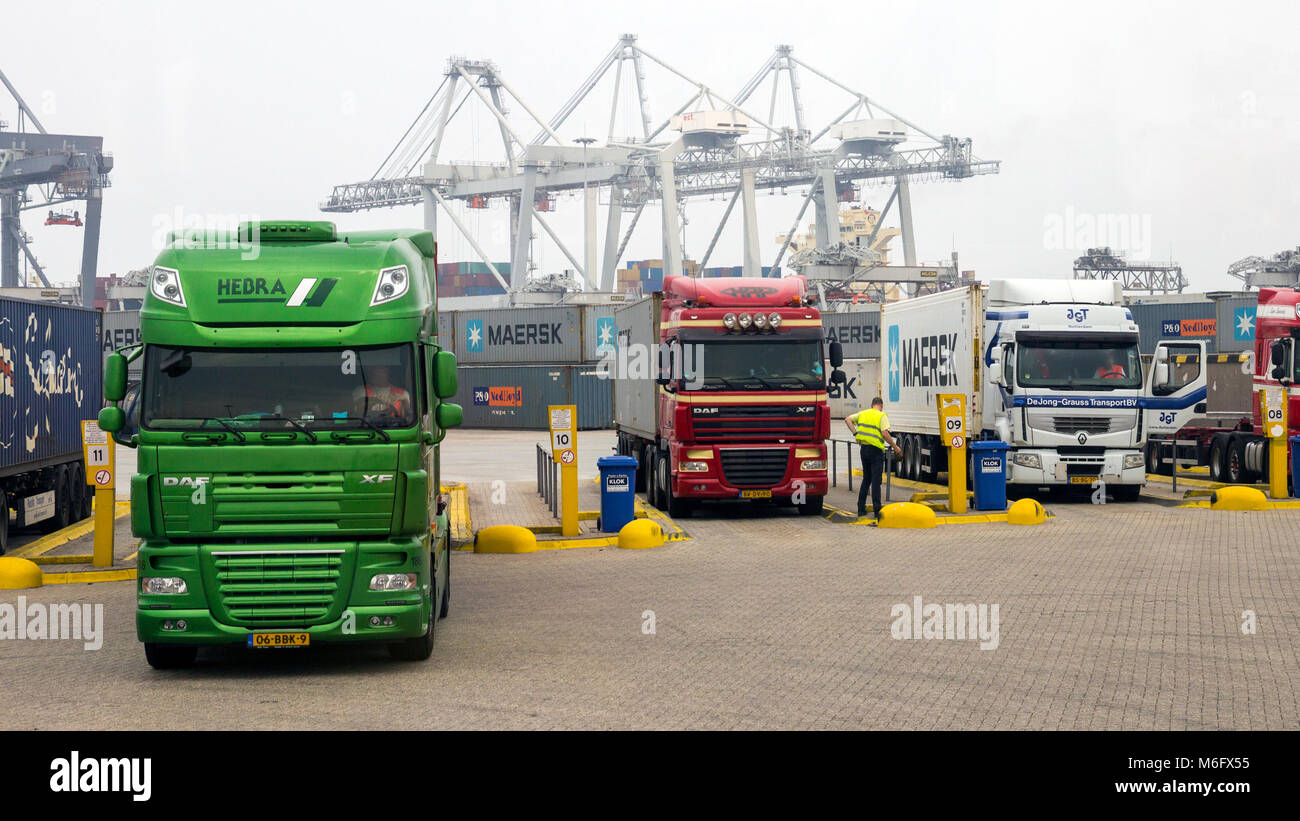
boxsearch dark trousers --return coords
[858,444,886,516]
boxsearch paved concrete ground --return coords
[2,428,1297,729]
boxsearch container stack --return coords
[435,261,510,298]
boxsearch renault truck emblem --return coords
[1077,432,1088,445]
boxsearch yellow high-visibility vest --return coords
[853,408,889,450]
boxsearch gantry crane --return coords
[0,69,112,305]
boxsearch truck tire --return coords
[41,466,72,533]
[797,494,824,516]
[68,462,87,522]
[1111,484,1142,502]
[904,436,919,481]
[145,643,197,670]
[1226,438,1248,485]
[644,445,659,508]
[390,606,436,661]
[1145,441,1161,475]
[0,489,8,555]
[438,534,451,619]
[1208,436,1228,483]
[658,451,691,518]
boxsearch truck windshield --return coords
[682,339,824,390]
[142,344,418,431]
[1016,338,1142,389]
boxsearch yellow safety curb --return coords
[440,483,472,547]
[469,500,688,553]
[827,503,1053,527]
[41,568,137,585]
[1178,499,1300,510]
[7,500,131,560]
[31,554,95,565]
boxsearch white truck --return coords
[880,279,1209,499]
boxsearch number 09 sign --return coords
[936,394,967,450]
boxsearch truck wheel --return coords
[1226,438,1247,484]
[0,489,8,555]
[904,436,919,481]
[439,535,451,619]
[797,494,824,516]
[658,452,691,518]
[68,463,87,522]
[390,607,436,661]
[1112,484,1142,502]
[41,466,72,533]
[145,643,197,670]
[1144,441,1161,475]
[1208,436,1228,482]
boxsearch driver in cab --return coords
[353,365,410,418]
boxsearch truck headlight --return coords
[141,577,188,595]
[370,573,417,591]
[679,461,710,472]
[1011,453,1041,470]
[753,313,769,329]
[370,265,410,306]
[1123,453,1145,470]
[768,312,782,329]
[737,312,753,330]
[801,459,827,471]
[722,313,738,330]
[150,266,186,307]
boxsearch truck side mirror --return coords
[1154,362,1170,387]
[104,353,128,401]
[828,341,844,369]
[436,402,462,430]
[989,347,1004,386]
[830,368,846,385]
[1270,341,1285,367]
[98,405,125,434]
[433,350,458,398]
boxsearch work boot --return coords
[856,508,867,519]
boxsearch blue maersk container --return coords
[0,296,103,478]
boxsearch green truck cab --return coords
[99,221,462,668]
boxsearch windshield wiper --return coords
[336,416,391,442]
[701,376,741,390]
[736,375,779,390]
[206,417,246,442]
[264,414,318,442]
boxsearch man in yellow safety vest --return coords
[845,397,903,520]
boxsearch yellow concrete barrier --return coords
[618,518,665,549]
[877,502,937,529]
[1007,498,1047,525]
[0,557,44,590]
[1209,486,1268,511]
[473,525,539,554]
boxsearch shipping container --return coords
[1128,299,1218,354]
[1,296,101,538]
[1214,294,1258,353]
[451,305,583,364]
[583,303,620,362]
[827,358,881,420]
[436,312,455,349]
[821,307,881,359]
[452,365,613,429]
[102,310,142,380]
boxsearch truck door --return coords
[1142,340,1208,435]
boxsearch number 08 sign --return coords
[936,394,967,450]
[548,405,577,464]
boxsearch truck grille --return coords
[719,448,790,487]
[691,405,815,443]
[1052,416,1114,434]
[212,550,343,626]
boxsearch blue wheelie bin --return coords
[970,440,1009,511]
[597,455,638,532]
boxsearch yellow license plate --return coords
[1068,476,1098,485]
[247,632,310,648]
[740,489,772,498]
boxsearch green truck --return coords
[98,221,462,669]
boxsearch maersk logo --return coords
[1234,306,1256,341]
[595,317,616,352]
[465,319,484,352]
[887,324,900,402]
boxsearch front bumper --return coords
[670,443,828,500]
[138,604,426,645]
[1006,449,1145,487]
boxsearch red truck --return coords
[610,275,844,516]
[1144,286,1300,485]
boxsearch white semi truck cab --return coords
[984,280,1208,499]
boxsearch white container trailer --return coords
[880,280,1209,499]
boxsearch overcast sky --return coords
[5,0,1297,292]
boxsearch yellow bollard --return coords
[82,420,116,568]
[93,487,115,567]
[937,394,968,514]
[1261,388,1288,499]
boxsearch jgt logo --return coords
[163,477,210,487]
[361,474,395,484]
